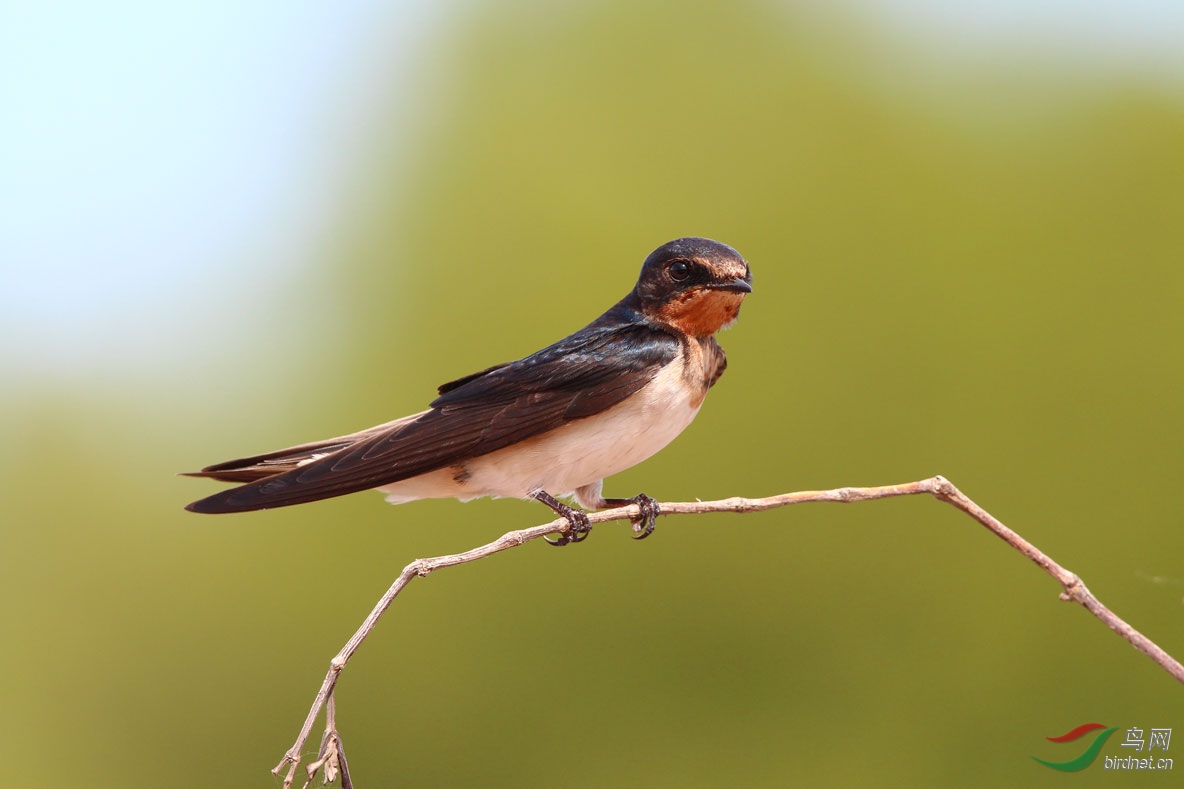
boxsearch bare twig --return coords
[300,693,351,789]
[272,475,1183,786]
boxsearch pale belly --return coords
[378,360,701,505]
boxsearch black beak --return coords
[712,276,752,294]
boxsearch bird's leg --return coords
[532,490,592,546]
[600,493,661,540]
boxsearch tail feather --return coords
[183,412,423,511]
[181,441,352,483]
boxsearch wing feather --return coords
[186,318,677,513]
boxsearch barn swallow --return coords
[185,237,752,545]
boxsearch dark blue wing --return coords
[186,314,678,513]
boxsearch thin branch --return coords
[300,693,350,789]
[272,475,1183,787]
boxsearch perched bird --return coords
[185,237,752,544]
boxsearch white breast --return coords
[378,358,701,505]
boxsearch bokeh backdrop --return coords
[4,2,1183,787]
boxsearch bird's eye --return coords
[668,261,691,281]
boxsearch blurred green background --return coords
[4,2,1183,786]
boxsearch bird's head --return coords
[633,237,752,337]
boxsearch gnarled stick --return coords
[272,475,1183,787]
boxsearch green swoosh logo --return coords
[1031,727,1118,772]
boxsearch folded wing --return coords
[185,320,677,513]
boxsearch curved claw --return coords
[629,493,660,540]
[533,490,592,547]
[566,509,592,544]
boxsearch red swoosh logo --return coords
[1047,723,1107,742]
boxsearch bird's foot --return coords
[603,493,661,540]
[627,493,660,540]
[533,490,592,547]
